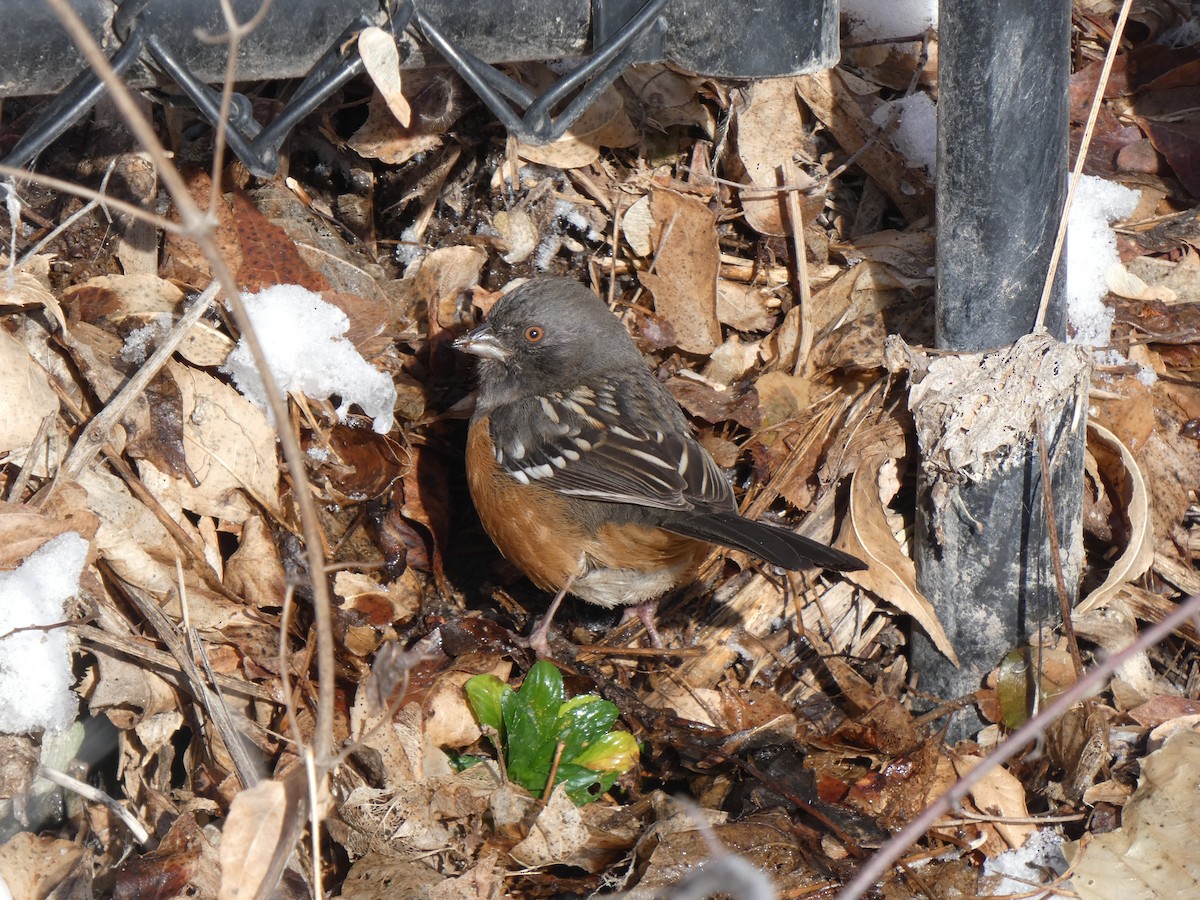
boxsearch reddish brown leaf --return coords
[231,189,331,292]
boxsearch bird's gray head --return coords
[455,278,646,411]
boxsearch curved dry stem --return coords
[45,0,337,773]
[838,591,1200,900]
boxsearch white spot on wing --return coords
[627,447,675,470]
[538,396,560,423]
[510,437,526,460]
[512,469,530,485]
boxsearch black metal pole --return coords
[914,0,1083,740]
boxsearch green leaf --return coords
[464,674,509,749]
[517,660,565,711]
[556,696,619,762]
[502,662,566,794]
[573,730,639,775]
[555,761,621,806]
[445,752,485,772]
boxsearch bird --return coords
[455,277,866,655]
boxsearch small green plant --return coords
[464,660,639,806]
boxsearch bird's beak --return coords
[453,322,509,361]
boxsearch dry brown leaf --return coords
[89,653,183,727]
[622,194,653,257]
[515,72,637,168]
[359,26,411,127]
[951,753,1035,852]
[0,832,84,900]
[0,268,67,333]
[733,77,819,236]
[509,786,590,868]
[1077,422,1153,614]
[838,457,958,665]
[231,189,330,293]
[639,189,721,353]
[420,659,510,749]
[1065,730,1200,899]
[340,855,442,898]
[622,65,714,133]
[701,334,760,386]
[715,279,779,331]
[217,778,295,900]
[77,468,235,629]
[493,208,540,264]
[135,361,279,524]
[225,516,287,608]
[349,90,443,166]
[406,246,487,331]
[0,329,58,459]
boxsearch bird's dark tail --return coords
[662,511,867,572]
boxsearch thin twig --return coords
[38,766,152,845]
[52,281,219,487]
[838,591,1200,900]
[1033,0,1134,331]
[783,164,813,374]
[46,0,337,773]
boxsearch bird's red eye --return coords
[524,325,544,343]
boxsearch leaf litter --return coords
[0,5,1199,898]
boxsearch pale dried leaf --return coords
[349,91,442,165]
[0,270,67,333]
[716,280,778,332]
[217,779,292,900]
[0,832,82,900]
[0,329,58,456]
[622,65,714,133]
[1107,261,1177,302]
[493,208,539,264]
[1077,423,1153,614]
[359,27,411,127]
[952,753,1035,851]
[1065,730,1200,900]
[509,785,589,867]
[701,335,760,386]
[734,77,813,236]
[136,361,279,524]
[640,190,721,353]
[622,194,653,257]
[407,246,487,330]
[839,458,959,665]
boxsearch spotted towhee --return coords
[455,277,866,655]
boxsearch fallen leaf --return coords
[359,27,411,127]
[217,777,299,900]
[1076,423,1153,614]
[733,77,821,236]
[639,189,721,353]
[0,329,58,459]
[839,457,958,665]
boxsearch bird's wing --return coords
[486,375,733,513]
